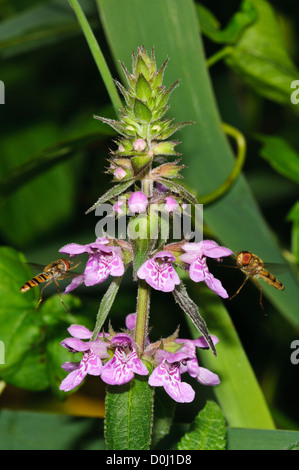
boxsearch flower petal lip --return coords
[110,333,133,347]
[204,274,229,298]
[67,324,93,339]
[136,253,180,292]
[108,255,125,276]
[180,240,230,298]
[59,243,88,257]
[196,367,220,386]
[61,337,91,352]
[61,361,79,372]
[181,240,233,259]
[153,250,176,261]
[64,274,84,294]
[175,335,219,349]
[148,360,195,403]
[59,237,109,256]
[59,368,85,392]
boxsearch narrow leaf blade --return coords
[172,283,216,356]
[85,179,134,214]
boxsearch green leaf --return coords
[196,1,257,44]
[128,213,158,276]
[178,401,226,450]
[134,98,152,123]
[85,179,135,214]
[94,115,127,136]
[0,410,105,450]
[151,388,176,449]
[136,74,152,102]
[0,246,46,390]
[96,0,299,328]
[189,286,275,429]
[105,377,154,450]
[172,283,216,356]
[284,440,299,450]
[257,134,299,185]
[91,276,123,339]
[0,0,97,59]
[227,427,299,450]
[157,178,198,206]
[39,294,90,398]
[224,0,299,105]
[0,246,90,393]
[287,201,299,263]
[0,132,108,200]
[0,122,76,247]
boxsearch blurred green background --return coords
[0,0,299,447]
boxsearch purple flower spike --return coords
[137,251,180,292]
[60,238,125,293]
[180,240,233,298]
[101,334,148,385]
[128,191,148,213]
[59,326,110,392]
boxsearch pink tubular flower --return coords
[101,334,148,385]
[59,237,125,293]
[164,196,179,213]
[180,240,233,298]
[113,167,127,180]
[59,325,109,392]
[137,251,180,292]
[133,138,146,151]
[113,199,125,215]
[125,313,137,330]
[128,191,148,213]
[156,182,168,193]
[148,335,220,403]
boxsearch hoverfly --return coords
[20,258,80,312]
[229,251,285,309]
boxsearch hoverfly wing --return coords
[261,262,287,276]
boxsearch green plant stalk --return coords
[68,0,122,114]
[199,122,246,205]
[134,167,154,352]
[135,280,151,353]
[206,46,232,68]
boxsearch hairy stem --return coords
[134,164,153,353]
[134,280,151,353]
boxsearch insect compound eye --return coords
[241,252,252,265]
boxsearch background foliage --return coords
[0,0,299,450]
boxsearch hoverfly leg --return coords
[35,281,52,310]
[251,277,265,313]
[70,261,81,271]
[228,276,249,301]
[54,279,71,313]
